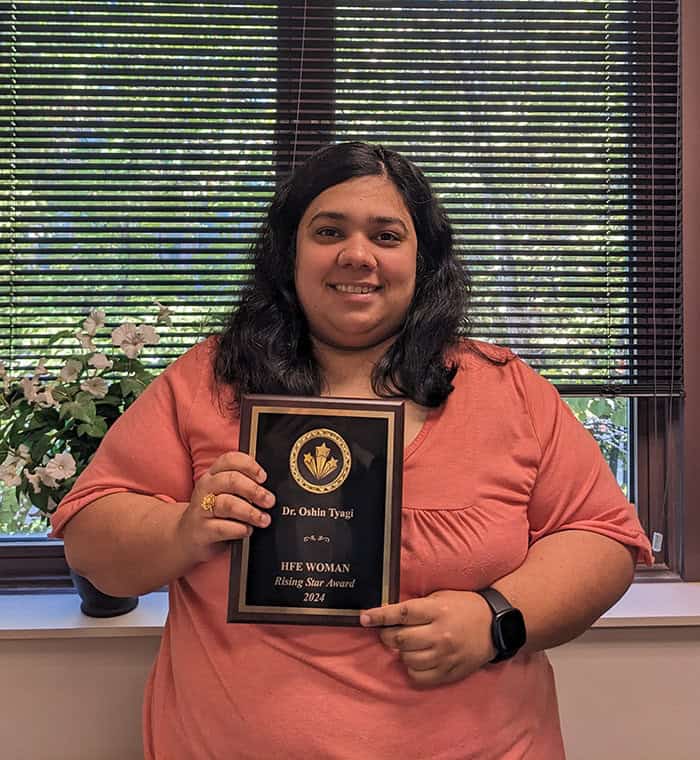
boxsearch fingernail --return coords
[256,468,267,483]
[359,613,372,626]
[260,513,271,527]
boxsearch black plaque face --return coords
[228,395,404,626]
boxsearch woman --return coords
[52,142,652,759]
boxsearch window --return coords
[2,1,692,586]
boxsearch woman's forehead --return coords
[301,175,413,228]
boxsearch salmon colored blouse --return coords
[51,338,652,760]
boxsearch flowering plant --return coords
[0,304,172,522]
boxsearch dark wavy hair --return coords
[214,141,470,407]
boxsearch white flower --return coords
[137,324,159,345]
[36,466,58,489]
[154,301,173,326]
[88,353,113,371]
[80,377,109,399]
[75,330,97,351]
[0,463,21,487]
[111,322,138,357]
[20,377,39,403]
[2,452,19,468]
[24,470,42,494]
[60,359,83,383]
[44,452,77,482]
[83,309,106,336]
[0,453,24,486]
[34,358,48,378]
[112,322,159,359]
[35,386,60,409]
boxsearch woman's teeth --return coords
[334,284,377,294]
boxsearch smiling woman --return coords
[215,141,469,407]
[294,175,417,353]
[50,142,652,760]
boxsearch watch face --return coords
[496,609,527,651]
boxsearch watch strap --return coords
[475,586,525,663]
[475,587,512,617]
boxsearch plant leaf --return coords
[110,356,133,373]
[46,330,77,346]
[30,487,51,513]
[77,418,108,438]
[120,376,145,397]
[60,398,97,424]
[96,394,121,407]
[30,435,52,463]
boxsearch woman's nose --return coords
[336,235,377,269]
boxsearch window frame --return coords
[679,0,700,581]
[1,0,696,588]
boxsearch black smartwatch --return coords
[475,587,527,663]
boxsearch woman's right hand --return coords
[175,451,276,564]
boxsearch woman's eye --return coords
[376,231,401,243]
[316,227,341,238]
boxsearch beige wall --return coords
[1,628,699,760]
[0,636,159,760]
[550,628,700,760]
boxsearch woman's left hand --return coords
[360,590,497,687]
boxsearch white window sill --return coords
[0,590,168,639]
[1,582,699,640]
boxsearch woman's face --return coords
[294,174,418,352]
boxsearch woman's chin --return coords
[311,328,400,354]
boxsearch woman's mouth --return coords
[330,283,381,294]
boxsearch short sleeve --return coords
[515,360,653,566]
[49,339,210,538]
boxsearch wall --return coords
[549,628,700,760]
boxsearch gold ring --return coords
[201,493,216,512]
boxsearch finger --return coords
[404,666,445,688]
[206,517,254,543]
[206,470,275,510]
[399,648,441,672]
[360,600,434,628]
[211,493,272,528]
[209,451,267,484]
[378,626,434,651]
[407,661,463,688]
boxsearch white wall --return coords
[1,627,698,760]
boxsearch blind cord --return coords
[291,0,309,170]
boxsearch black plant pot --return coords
[70,570,139,618]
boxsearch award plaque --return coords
[228,395,404,626]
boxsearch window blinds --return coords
[1,0,279,365]
[0,0,682,395]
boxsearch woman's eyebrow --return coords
[307,211,409,234]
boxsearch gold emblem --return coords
[290,428,351,494]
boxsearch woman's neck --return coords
[313,336,394,398]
